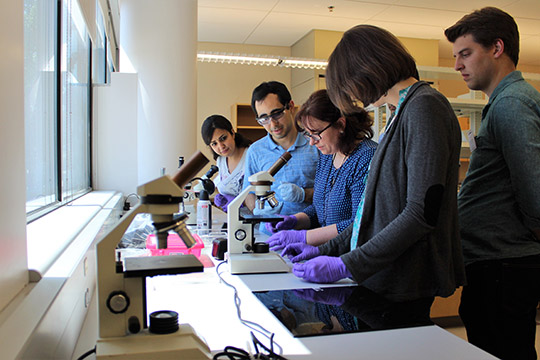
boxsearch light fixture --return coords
[197,52,328,70]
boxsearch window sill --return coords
[0,191,124,359]
[27,191,123,281]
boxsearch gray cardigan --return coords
[319,82,466,301]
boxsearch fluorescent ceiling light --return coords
[197,52,328,70]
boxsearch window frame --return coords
[25,0,96,223]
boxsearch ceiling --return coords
[198,0,540,67]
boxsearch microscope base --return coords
[96,324,211,359]
[228,253,290,274]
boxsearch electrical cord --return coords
[123,192,140,211]
[212,332,288,360]
[214,261,288,360]
[76,346,96,360]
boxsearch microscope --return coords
[95,151,212,359]
[226,152,291,274]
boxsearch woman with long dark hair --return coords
[201,115,251,211]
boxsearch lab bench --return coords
[75,207,496,359]
[144,249,496,359]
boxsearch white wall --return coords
[93,73,139,196]
[120,0,199,183]
[0,0,29,312]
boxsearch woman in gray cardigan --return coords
[282,25,466,307]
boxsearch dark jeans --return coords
[459,254,540,360]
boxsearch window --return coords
[24,0,58,215]
[93,1,108,85]
[24,0,92,221]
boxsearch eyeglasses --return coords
[303,123,333,142]
[256,105,289,126]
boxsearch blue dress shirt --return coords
[243,132,319,215]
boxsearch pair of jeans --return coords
[459,254,540,360]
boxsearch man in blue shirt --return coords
[243,81,319,217]
[446,7,540,360]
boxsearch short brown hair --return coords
[296,89,373,155]
[326,25,418,114]
[445,7,519,66]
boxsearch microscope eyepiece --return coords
[267,152,291,176]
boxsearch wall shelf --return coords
[231,104,266,143]
[237,125,262,129]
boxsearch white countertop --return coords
[80,206,497,359]
[144,245,497,360]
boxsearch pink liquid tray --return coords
[146,233,204,258]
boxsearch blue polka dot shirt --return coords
[303,139,377,233]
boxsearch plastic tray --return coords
[146,233,204,258]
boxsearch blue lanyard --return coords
[350,85,413,250]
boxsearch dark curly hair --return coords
[296,89,373,155]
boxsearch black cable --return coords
[215,261,287,359]
[213,345,250,360]
[123,192,140,211]
[76,346,96,360]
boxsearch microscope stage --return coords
[124,254,203,278]
[240,214,283,223]
[228,252,290,274]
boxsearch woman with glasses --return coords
[282,25,465,313]
[201,115,251,211]
[265,89,377,250]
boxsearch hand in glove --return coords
[266,230,306,252]
[278,183,305,203]
[292,256,352,283]
[293,287,354,306]
[265,215,298,233]
[281,243,320,263]
[213,193,236,212]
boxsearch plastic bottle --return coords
[197,190,212,236]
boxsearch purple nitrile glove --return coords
[214,193,235,212]
[266,230,306,252]
[293,287,354,306]
[292,256,352,283]
[281,243,320,263]
[265,215,298,234]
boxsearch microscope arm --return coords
[227,185,255,254]
[96,202,149,338]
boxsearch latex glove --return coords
[281,243,320,263]
[293,287,354,306]
[266,230,306,252]
[278,183,305,203]
[292,256,352,284]
[214,193,235,212]
[265,215,298,233]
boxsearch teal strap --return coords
[350,193,365,250]
[350,169,369,250]
[354,85,413,248]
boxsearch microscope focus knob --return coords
[234,229,247,241]
[106,291,130,314]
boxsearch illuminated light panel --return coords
[197,52,328,70]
